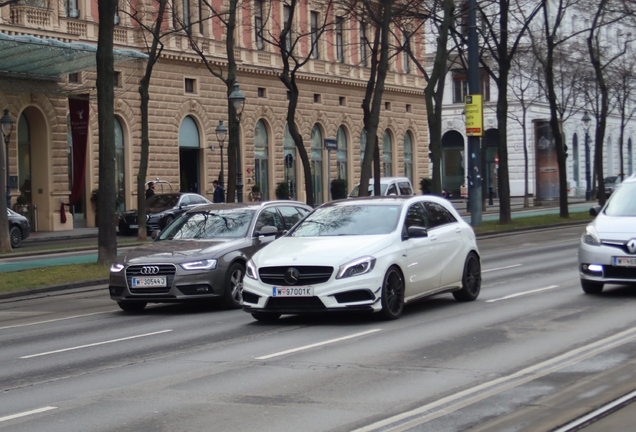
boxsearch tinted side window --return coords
[398,182,413,195]
[277,206,304,229]
[255,208,284,232]
[387,184,398,195]
[179,195,191,206]
[404,203,428,229]
[423,202,457,228]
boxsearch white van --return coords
[348,177,414,197]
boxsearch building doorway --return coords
[179,116,200,193]
[441,130,465,197]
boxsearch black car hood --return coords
[122,238,247,264]
[121,207,173,216]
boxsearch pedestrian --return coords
[145,181,155,199]
[213,180,225,203]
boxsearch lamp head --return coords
[581,111,591,130]
[215,120,227,145]
[228,82,246,116]
[0,109,14,138]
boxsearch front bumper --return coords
[109,263,227,303]
[579,242,636,285]
[242,272,384,315]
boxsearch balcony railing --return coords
[11,5,53,27]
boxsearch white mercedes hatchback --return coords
[242,195,481,321]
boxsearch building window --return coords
[283,4,292,52]
[258,87,267,98]
[403,32,411,73]
[406,104,412,113]
[115,118,125,213]
[383,129,393,177]
[453,70,490,103]
[66,0,79,18]
[199,0,206,35]
[337,126,348,183]
[310,124,323,204]
[385,101,391,111]
[404,131,413,183]
[183,0,191,32]
[336,16,344,63]
[255,0,264,50]
[68,73,79,83]
[184,78,196,93]
[360,128,367,161]
[314,93,322,103]
[254,120,269,199]
[360,23,367,67]
[283,124,297,200]
[310,11,320,59]
[339,96,346,106]
[114,71,121,87]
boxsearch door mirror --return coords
[406,226,428,239]
[256,225,278,237]
[589,205,602,217]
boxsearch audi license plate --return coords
[129,224,138,229]
[272,286,314,297]
[131,277,167,287]
[613,257,636,267]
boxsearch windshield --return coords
[604,176,619,186]
[146,194,180,209]
[604,182,636,217]
[288,204,401,236]
[349,184,389,197]
[158,209,255,240]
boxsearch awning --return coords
[0,32,148,81]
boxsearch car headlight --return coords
[110,263,125,273]
[337,256,376,279]
[180,259,217,270]
[246,259,258,280]
[581,226,601,246]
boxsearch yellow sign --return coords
[465,94,483,137]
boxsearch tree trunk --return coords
[96,0,118,264]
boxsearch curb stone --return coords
[0,279,109,301]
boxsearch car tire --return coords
[581,280,604,294]
[223,262,245,309]
[251,312,281,322]
[379,266,405,320]
[9,225,22,248]
[453,252,482,302]
[117,301,147,312]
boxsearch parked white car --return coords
[348,177,414,197]
[242,195,481,321]
[579,174,636,294]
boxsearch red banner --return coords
[61,96,89,223]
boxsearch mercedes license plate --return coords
[131,276,167,287]
[272,286,314,297]
[613,257,636,267]
[129,224,138,229]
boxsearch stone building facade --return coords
[0,0,429,231]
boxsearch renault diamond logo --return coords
[628,239,636,254]
[140,266,160,275]
[284,267,300,285]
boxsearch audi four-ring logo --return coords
[140,266,160,275]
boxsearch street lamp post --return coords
[228,82,246,202]
[215,120,227,187]
[1,109,15,210]
[581,111,591,201]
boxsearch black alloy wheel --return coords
[379,266,405,320]
[581,279,604,294]
[117,301,147,312]
[453,252,481,302]
[162,215,175,229]
[9,225,22,248]
[223,262,245,309]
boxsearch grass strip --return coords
[0,263,109,293]
[473,211,593,233]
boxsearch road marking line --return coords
[20,330,173,359]
[255,329,382,360]
[353,325,636,432]
[485,285,560,303]
[0,406,57,423]
[482,264,522,273]
[0,311,116,332]
[553,388,636,432]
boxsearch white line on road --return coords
[255,329,382,360]
[485,285,560,303]
[0,406,58,423]
[482,264,522,273]
[20,330,173,359]
[0,311,116,332]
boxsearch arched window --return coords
[179,115,201,193]
[311,124,323,204]
[254,119,269,200]
[360,128,367,161]
[115,118,125,212]
[383,129,392,176]
[337,126,348,183]
[18,114,31,205]
[404,131,413,183]
[284,124,297,200]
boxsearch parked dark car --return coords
[604,176,621,198]
[118,193,211,235]
[109,201,312,312]
[8,209,30,248]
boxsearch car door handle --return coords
[429,235,438,241]
[455,228,462,234]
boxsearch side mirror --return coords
[256,225,278,237]
[406,226,428,239]
[151,230,161,240]
[589,205,602,217]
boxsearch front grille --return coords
[259,266,333,286]
[121,215,138,224]
[604,266,636,280]
[126,264,176,294]
[265,297,326,310]
[602,241,636,255]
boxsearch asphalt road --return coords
[1,225,635,431]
